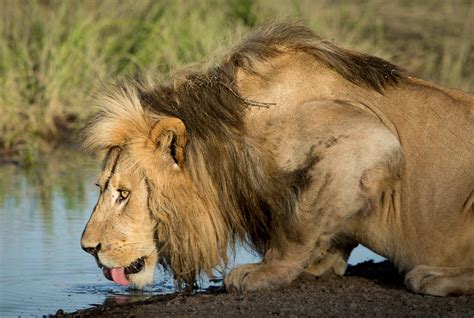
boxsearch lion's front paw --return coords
[225,263,299,293]
[225,263,262,293]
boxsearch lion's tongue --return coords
[110,268,129,286]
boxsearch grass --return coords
[1,0,473,162]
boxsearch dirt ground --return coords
[55,261,473,317]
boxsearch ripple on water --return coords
[68,277,177,296]
[66,280,177,307]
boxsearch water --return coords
[0,151,383,317]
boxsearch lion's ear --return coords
[150,117,187,169]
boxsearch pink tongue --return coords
[110,268,129,286]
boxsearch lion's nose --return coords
[81,243,101,257]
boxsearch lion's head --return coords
[80,145,159,288]
[80,85,237,288]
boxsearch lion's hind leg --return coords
[405,265,474,296]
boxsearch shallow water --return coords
[0,151,383,317]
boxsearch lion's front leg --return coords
[226,235,343,292]
[225,223,357,292]
[225,177,366,292]
[225,234,353,292]
[225,241,317,292]
[225,120,401,292]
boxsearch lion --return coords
[81,22,474,296]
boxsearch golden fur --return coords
[81,22,474,295]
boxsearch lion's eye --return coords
[118,189,130,201]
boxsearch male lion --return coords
[81,22,474,296]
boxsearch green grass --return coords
[1,0,473,162]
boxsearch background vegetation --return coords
[1,0,473,162]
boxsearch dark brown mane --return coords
[227,21,405,92]
[138,22,406,137]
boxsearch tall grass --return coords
[1,0,473,162]
[0,0,244,160]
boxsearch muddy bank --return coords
[55,261,473,317]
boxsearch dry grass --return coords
[1,0,473,161]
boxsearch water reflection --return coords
[0,149,383,317]
[0,148,93,222]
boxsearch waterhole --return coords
[0,150,383,317]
